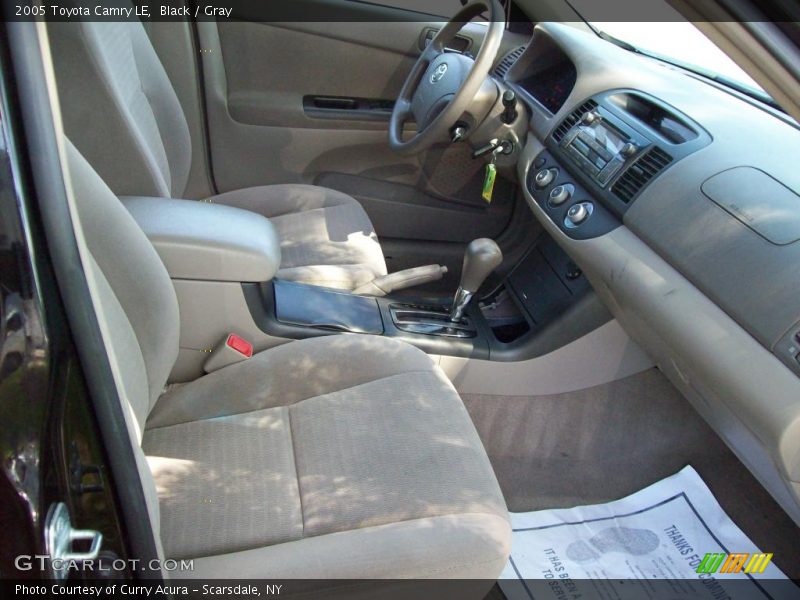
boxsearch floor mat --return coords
[462,368,800,577]
[499,466,795,600]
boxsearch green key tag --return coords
[482,162,497,203]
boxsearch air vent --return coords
[552,99,598,143]
[611,147,673,203]
[493,45,526,78]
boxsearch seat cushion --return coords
[142,335,510,578]
[208,184,388,290]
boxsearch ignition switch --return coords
[472,138,514,159]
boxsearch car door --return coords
[194,0,526,285]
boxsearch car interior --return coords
[3,0,799,591]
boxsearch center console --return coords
[244,280,491,358]
[125,192,611,381]
[271,278,479,340]
[244,237,511,358]
[244,229,609,364]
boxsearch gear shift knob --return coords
[450,238,503,322]
[458,238,503,293]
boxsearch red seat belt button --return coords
[226,334,253,358]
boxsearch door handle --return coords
[312,96,358,110]
[303,96,394,122]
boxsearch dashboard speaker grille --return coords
[494,45,526,78]
[611,147,673,203]
[552,99,598,143]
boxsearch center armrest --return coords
[122,196,281,282]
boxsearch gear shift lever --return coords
[450,238,503,322]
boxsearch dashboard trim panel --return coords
[518,137,800,527]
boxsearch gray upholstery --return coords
[64,140,510,578]
[49,20,400,292]
[50,22,191,198]
[67,140,177,547]
[177,513,512,580]
[208,185,388,289]
[144,336,508,565]
[146,333,436,428]
[69,140,180,425]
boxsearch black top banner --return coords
[2,0,799,23]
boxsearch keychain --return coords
[482,147,500,203]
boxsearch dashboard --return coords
[497,23,800,527]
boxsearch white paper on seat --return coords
[500,466,794,600]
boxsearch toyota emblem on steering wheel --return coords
[430,63,448,83]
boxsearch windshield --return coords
[567,0,771,102]
[592,22,764,92]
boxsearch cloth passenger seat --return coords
[63,139,511,583]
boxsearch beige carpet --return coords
[463,368,800,579]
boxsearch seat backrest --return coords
[64,138,180,547]
[65,138,180,435]
[49,20,191,198]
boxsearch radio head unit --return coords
[559,107,647,187]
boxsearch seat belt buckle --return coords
[203,334,253,373]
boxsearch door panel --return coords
[197,0,517,249]
[217,21,418,131]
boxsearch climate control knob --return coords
[534,168,557,188]
[565,202,593,228]
[549,183,574,207]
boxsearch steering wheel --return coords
[388,0,505,156]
